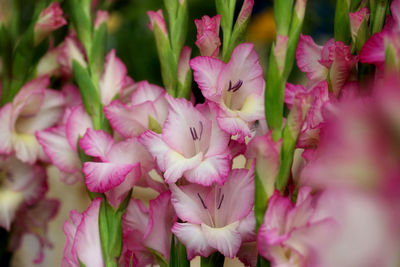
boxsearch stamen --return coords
[190,127,198,140]
[227,80,243,92]
[198,121,203,140]
[217,194,224,209]
[197,193,207,209]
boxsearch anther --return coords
[190,127,198,140]
[198,121,203,140]
[227,80,243,92]
[217,194,225,210]
[197,193,207,209]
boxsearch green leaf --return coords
[200,252,225,267]
[370,0,389,34]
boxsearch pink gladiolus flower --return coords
[349,8,370,42]
[122,192,175,266]
[80,129,154,207]
[139,96,231,186]
[171,168,255,259]
[195,15,221,57]
[257,187,334,266]
[62,198,104,267]
[296,35,358,96]
[34,2,67,45]
[190,43,265,141]
[104,81,168,137]
[0,76,65,164]
[0,157,47,231]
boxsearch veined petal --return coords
[184,153,230,186]
[36,126,81,173]
[202,221,242,258]
[190,56,225,101]
[139,130,171,172]
[123,198,149,235]
[217,168,254,225]
[130,81,164,105]
[172,222,215,260]
[73,198,104,267]
[62,210,83,266]
[99,49,127,105]
[105,163,141,208]
[170,183,212,225]
[164,150,203,183]
[163,95,211,157]
[79,129,113,159]
[144,192,175,260]
[219,43,264,111]
[83,162,136,193]
[0,104,13,154]
[66,105,93,152]
[296,35,328,81]
[217,113,252,142]
[104,100,153,138]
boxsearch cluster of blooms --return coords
[1,0,400,266]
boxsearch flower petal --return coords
[190,56,225,101]
[36,126,81,173]
[73,198,104,267]
[79,129,113,159]
[296,35,327,81]
[83,162,137,193]
[99,49,127,105]
[0,104,13,154]
[201,221,242,258]
[172,222,215,260]
[66,105,93,152]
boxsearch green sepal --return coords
[176,70,192,100]
[385,42,400,71]
[369,0,390,35]
[90,22,107,85]
[152,23,177,96]
[265,45,285,141]
[148,248,169,267]
[284,9,305,80]
[200,252,225,267]
[353,18,370,54]
[334,0,351,43]
[216,0,237,61]
[99,194,131,267]
[169,234,190,267]
[69,0,92,53]
[169,1,188,60]
[350,0,364,11]
[275,95,311,192]
[72,60,102,130]
[274,0,294,36]
[227,1,254,60]
[255,170,269,230]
